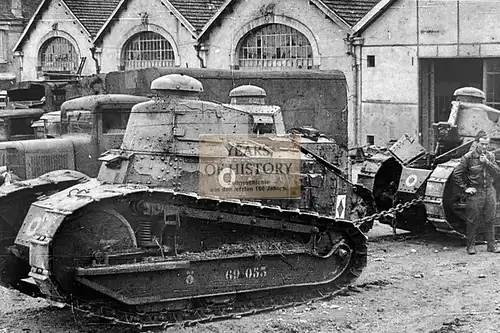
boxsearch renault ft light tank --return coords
[2,74,371,328]
[358,87,500,237]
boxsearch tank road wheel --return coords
[51,207,137,295]
[0,218,30,288]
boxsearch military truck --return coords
[0,94,149,180]
[31,111,62,139]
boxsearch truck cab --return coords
[32,111,62,139]
[0,108,46,142]
[0,94,149,179]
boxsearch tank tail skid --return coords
[25,186,367,315]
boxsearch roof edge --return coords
[60,0,92,37]
[200,0,352,40]
[94,0,127,41]
[198,0,234,40]
[13,0,48,51]
[352,0,396,34]
[310,0,352,33]
[161,0,198,38]
[13,0,93,52]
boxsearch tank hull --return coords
[15,181,366,323]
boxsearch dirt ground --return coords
[2,222,500,333]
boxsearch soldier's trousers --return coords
[465,186,496,242]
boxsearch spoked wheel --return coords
[51,207,137,294]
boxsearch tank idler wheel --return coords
[51,207,137,295]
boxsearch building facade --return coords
[0,0,40,88]
[12,0,381,148]
[353,0,500,150]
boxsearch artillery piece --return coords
[1,74,372,327]
[358,87,500,237]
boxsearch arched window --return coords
[238,24,313,69]
[39,37,79,72]
[122,32,175,70]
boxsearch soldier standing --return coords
[454,135,500,254]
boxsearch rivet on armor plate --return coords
[147,181,151,184]
[157,176,161,179]
[147,137,150,140]
[174,158,178,161]
[170,162,173,166]
[166,170,170,173]
[161,157,165,161]
[141,156,144,159]
[151,156,154,160]
[163,178,166,181]
[161,167,165,171]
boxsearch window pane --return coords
[238,24,312,69]
[39,37,78,72]
[123,32,175,70]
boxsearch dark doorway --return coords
[434,58,483,122]
[419,58,483,150]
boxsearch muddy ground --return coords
[1,222,500,333]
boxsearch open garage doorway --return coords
[419,58,483,150]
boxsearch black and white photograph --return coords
[1,0,500,332]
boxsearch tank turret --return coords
[229,85,266,105]
[453,87,485,103]
[98,76,287,190]
[150,73,203,98]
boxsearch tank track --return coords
[18,184,368,329]
[422,160,465,237]
[59,185,419,331]
[70,281,352,330]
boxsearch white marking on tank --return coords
[25,216,42,237]
[405,174,418,188]
[335,195,346,219]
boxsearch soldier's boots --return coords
[466,232,476,255]
[487,242,500,253]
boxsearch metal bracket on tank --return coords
[99,150,134,167]
[389,134,427,165]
